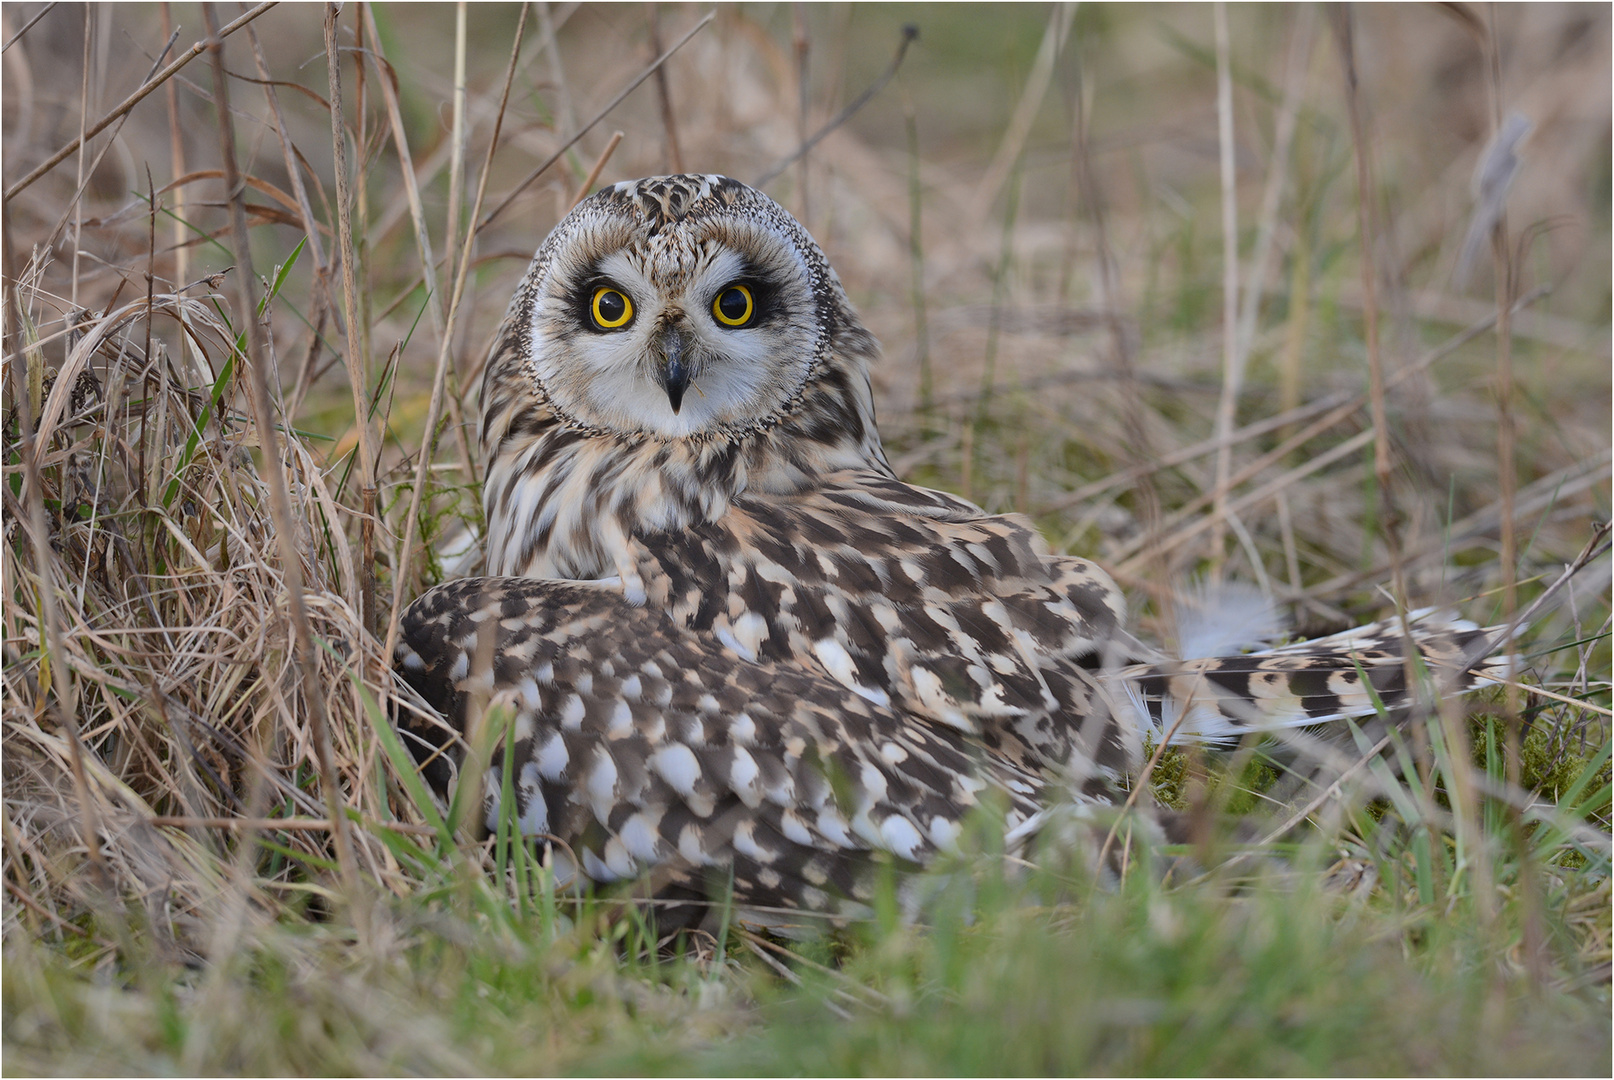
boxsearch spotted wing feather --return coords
[629,469,1141,790]
[396,577,1044,914]
[1104,613,1512,744]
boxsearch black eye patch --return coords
[718,261,785,329]
[571,275,635,334]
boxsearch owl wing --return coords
[1102,611,1514,744]
[394,576,1044,916]
[626,470,1520,788]
[631,469,1142,792]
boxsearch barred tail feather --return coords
[1103,610,1519,745]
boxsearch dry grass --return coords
[2,3,1610,1074]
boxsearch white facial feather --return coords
[524,199,819,439]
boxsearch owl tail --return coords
[1101,610,1519,747]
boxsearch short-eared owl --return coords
[395,175,1506,919]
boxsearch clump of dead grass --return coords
[2,250,408,949]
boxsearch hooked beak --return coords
[655,324,693,414]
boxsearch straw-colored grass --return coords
[3,4,1609,1074]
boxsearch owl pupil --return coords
[719,289,747,320]
[598,292,624,321]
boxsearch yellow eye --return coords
[591,286,633,329]
[712,283,754,327]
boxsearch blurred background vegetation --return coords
[3,3,1609,1074]
[6,2,1609,614]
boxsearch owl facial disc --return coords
[515,174,837,440]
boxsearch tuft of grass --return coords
[691,869,1610,1076]
[5,840,1608,1075]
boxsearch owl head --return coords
[488,174,878,444]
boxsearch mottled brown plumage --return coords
[395,175,1510,918]
[396,576,1044,919]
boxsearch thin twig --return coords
[383,3,531,666]
[755,23,919,189]
[649,4,684,174]
[736,927,893,1008]
[1479,23,1529,969]
[1,1,58,54]
[1107,397,1371,566]
[1209,0,1240,582]
[742,938,853,1019]
[69,5,90,308]
[1067,20,1163,584]
[1044,284,1551,516]
[480,10,714,231]
[1480,674,1614,720]
[3,2,276,202]
[1210,732,1395,878]
[148,815,438,836]
[1307,449,1610,603]
[324,3,380,636]
[13,378,112,896]
[968,7,1069,219]
[244,18,332,442]
[361,3,477,483]
[791,4,810,219]
[569,130,623,210]
[4,878,115,946]
[1113,428,1377,578]
[205,3,361,905]
[1235,6,1313,374]
[900,86,931,416]
[1333,7,1395,518]
[1463,520,1614,677]
[535,0,577,135]
[244,21,329,277]
[160,2,190,319]
[445,2,468,290]
[46,27,180,261]
[1094,676,1207,874]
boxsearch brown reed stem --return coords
[1067,23,1163,588]
[204,2,361,903]
[69,5,89,308]
[650,4,685,174]
[971,6,1070,221]
[1043,284,1548,516]
[481,10,714,230]
[44,28,178,260]
[1334,11,1435,846]
[3,2,276,202]
[792,3,809,221]
[753,22,918,189]
[244,20,329,277]
[1480,2,1541,983]
[148,816,437,837]
[445,2,468,290]
[360,2,476,483]
[160,3,189,303]
[570,131,624,210]
[324,2,380,637]
[1209,0,1239,583]
[1334,8,1394,512]
[1,1,57,53]
[383,2,531,665]
[14,394,112,896]
[902,84,931,417]
[143,167,154,438]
